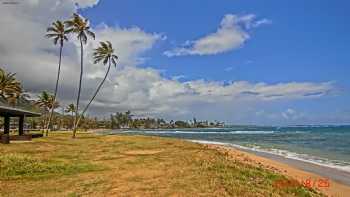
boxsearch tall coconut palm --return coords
[45,20,70,133]
[65,103,76,129]
[76,41,118,127]
[65,13,95,138]
[0,68,22,105]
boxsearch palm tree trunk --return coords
[42,114,47,134]
[46,43,63,136]
[71,111,74,129]
[73,39,84,138]
[76,59,112,127]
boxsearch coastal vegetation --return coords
[110,111,225,129]
[0,132,322,197]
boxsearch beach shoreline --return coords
[205,143,350,197]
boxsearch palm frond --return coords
[103,57,108,65]
[46,20,69,45]
[111,57,117,66]
[45,33,58,38]
[46,27,58,33]
[86,30,95,40]
[93,41,118,67]
[53,37,59,45]
[0,68,22,105]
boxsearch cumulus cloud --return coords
[0,1,335,123]
[87,67,334,119]
[164,14,270,57]
[90,25,162,69]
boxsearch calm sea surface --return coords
[106,125,350,172]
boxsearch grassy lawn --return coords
[0,132,323,197]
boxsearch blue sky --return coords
[82,0,349,84]
[80,0,350,124]
[1,0,349,125]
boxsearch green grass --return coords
[0,132,323,197]
[0,153,99,179]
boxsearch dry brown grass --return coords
[0,132,323,197]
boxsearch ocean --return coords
[106,125,350,173]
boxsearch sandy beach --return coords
[207,144,350,197]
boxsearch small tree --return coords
[35,91,59,135]
[65,103,76,129]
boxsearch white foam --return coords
[140,130,275,134]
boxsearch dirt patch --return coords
[123,150,163,155]
[9,141,33,144]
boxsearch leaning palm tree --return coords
[75,41,118,127]
[65,13,95,138]
[45,20,70,133]
[0,68,22,106]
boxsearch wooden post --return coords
[4,115,10,134]
[2,115,10,144]
[19,115,24,135]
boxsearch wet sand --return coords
[206,144,350,197]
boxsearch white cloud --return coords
[172,75,186,80]
[164,14,270,57]
[90,25,162,69]
[253,19,272,28]
[88,68,334,119]
[74,0,100,8]
[281,108,303,120]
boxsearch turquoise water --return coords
[107,125,350,172]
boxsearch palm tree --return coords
[45,20,70,133]
[65,103,76,116]
[35,91,59,135]
[75,41,118,127]
[65,13,95,138]
[65,103,76,129]
[0,68,22,106]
